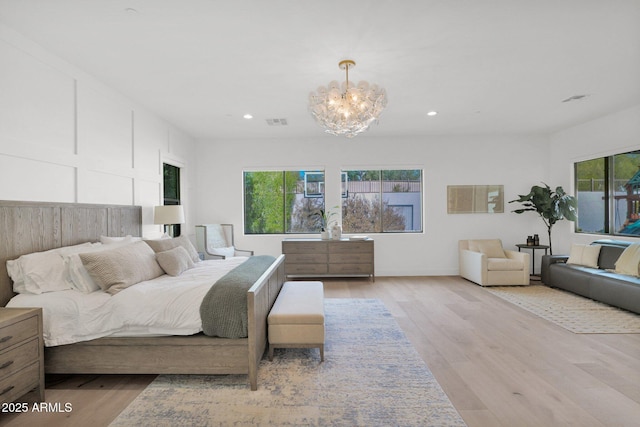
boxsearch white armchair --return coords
[459,239,530,286]
[196,224,254,260]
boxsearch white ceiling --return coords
[1,0,639,140]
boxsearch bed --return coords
[0,200,285,390]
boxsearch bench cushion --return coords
[268,281,324,325]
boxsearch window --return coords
[341,169,423,233]
[244,170,325,234]
[163,163,181,236]
[575,149,640,236]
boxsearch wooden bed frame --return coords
[0,200,285,390]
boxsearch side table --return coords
[0,307,45,404]
[516,244,550,279]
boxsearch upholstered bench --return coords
[268,281,325,361]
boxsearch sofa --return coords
[541,239,640,314]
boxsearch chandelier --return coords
[308,60,387,138]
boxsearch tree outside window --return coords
[244,170,325,234]
[341,169,423,233]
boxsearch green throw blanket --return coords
[200,255,276,339]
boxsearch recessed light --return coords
[427,111,438,116]
[243,114,253,119]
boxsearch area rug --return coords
[486,285,640,333]
[110,298,466,427]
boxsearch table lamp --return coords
[153,205,185,237]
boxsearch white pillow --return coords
[567,244,601,268]
[614,243,640,276]
[80,241,165,295]
[156,246,195,276]
[64,241,148,293]
[144,235,201,263]
[7,243,93,294]
[65,254,99,293]
[100,235,141,244]
[209,246,235,258]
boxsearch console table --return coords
[282,238,374,281]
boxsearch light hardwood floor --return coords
[3,276,640,427]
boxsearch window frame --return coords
[340,168,424,234]
[575,149,640,237]
[163,163,182,236]
[243,169,326,235]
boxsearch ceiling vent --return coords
[266,118,288,126]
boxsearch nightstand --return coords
[0,308,45,403]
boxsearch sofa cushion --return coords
[614,243,640,276]
[487,258,523,271]
[469,239,506,258]
[598,244,628,270]
[567,244,601,268]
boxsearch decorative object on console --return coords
[331,223,342,240]
[153,205,185,237]
[310,208,338,240]
[308,59,387,138]
[509,183,577,255]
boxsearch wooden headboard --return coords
[0,200,142,306]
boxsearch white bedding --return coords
[7,257,248,347]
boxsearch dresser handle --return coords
[0,335,12,343]
[0,385,14,396]
[0,360,14,370]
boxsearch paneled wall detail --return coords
[0,25,196,235]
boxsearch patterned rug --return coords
[487,285,640,333]
[110,299,466,427]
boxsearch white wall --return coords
[195,134,550,276]
[6,19,636,274]
[0,24,198,239]
[549,104,640,253]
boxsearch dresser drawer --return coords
[328,253,372,264]
[327,241,373,253]
[285,253,327,264]
[0,338,39,379]
[0,316,38,352]
[0,362,40,404]
[329,263,373,275]
[283,241,328,254]
[285,264,328,275]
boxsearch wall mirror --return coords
[447,185,504,214]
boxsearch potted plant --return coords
[311,207,338,239]
[509,183,577,255]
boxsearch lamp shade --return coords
[153,205,185,225]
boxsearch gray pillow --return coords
[80,241,165,295]
[144,235,200,263]
[156,246,195,276]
